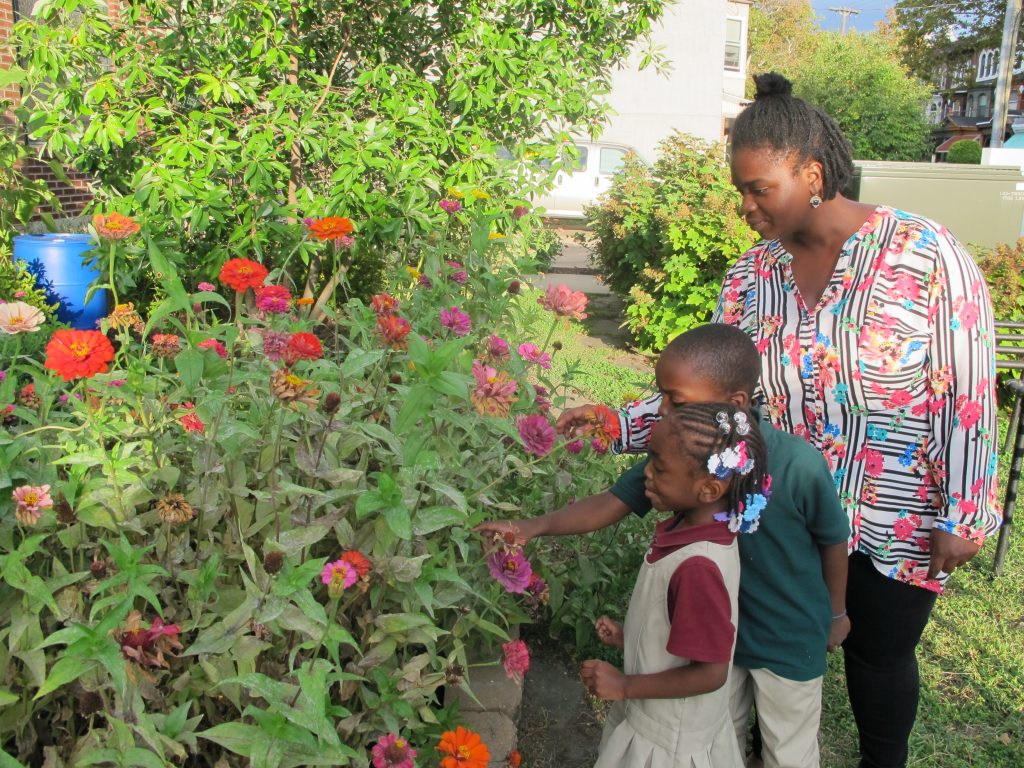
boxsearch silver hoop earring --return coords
[810,194,822,209]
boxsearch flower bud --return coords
[507,280,522,295]
[323,392,341,415]
[263,550,284,574]
[90,558,108,579]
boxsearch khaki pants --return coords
[729,666,823,768]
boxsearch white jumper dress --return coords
[594,538,744,768]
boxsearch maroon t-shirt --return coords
[647,518,736,664]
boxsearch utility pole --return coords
[829,6,861,34]
[991,0,1023,148]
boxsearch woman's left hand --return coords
[580,659,628,701]
[927,529,982,579]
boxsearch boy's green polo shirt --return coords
[610,411,850,681]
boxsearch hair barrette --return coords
[715,411,731,435]
[733,411,750,436]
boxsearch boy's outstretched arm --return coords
[474,492,631,545]
[580,659,729,701]
[820,542,850,651]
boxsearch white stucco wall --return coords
[598,0,730,161]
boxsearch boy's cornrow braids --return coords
[732,72,854,201]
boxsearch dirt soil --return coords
[517,625,606,768]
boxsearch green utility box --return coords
[847,161,1024,250]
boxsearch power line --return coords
[829,6,862,33]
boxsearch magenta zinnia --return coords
[197,338,227,359]
[255,285,292,314]
[517,342,551,370]
[261,330,290,362]
[470,360,518,417]
[322,558,358,598]
[484,334,510,361]
[439,306,472,337]
[371,732,417,768]
[487,548,533,593]
[517,413,556,457]
[446,261,468,285]
[539,283,588,321]
[502,639,530,682]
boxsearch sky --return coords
[811,1,893,32]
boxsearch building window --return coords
[967,95,975,117]
[724,18,743,72]
[978,92,989,117]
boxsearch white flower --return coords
[0,301,45,334]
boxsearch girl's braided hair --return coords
[660,402,769,529]
[732,72,854,201]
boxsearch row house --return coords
[928,44,1024,158]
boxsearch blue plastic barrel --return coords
[13,234,109,330]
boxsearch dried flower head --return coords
[55,498,76,525]
[108,302,144,332]
[93,212,141,240]
[445,663,466,685]
[156,493,194,524]
[90,557,108,579]
[271,368,320,406]
[115,611,182,669]
[261,330,290,362]
[151,333,182,359]
[470,360,518,418]
[18,383,39,409]
[507,280,522,295]
[323,391,342,415]
[263,550,284,574]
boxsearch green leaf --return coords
[34,657,98,699]
[413,506,466,535]
[394,384,434,434]
[0,691,19,708]
[175,349,205,392]
[384,505,412,540]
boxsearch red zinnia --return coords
[341,550,372,579]
[437,727,489,768]
[371,293,399,316]
[307,216,354,242]
[376,314,412,349]
[44,329,115,381]
[218,258,268,292]
[285,332,323,364]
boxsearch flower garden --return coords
[0,206,631,766]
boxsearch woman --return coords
[560,73,1001,768]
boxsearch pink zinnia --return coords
[502,639,530,682]
[485,334,510,361]
[471,359,518,417]
[255,285,292,314]
[517,343,552,370]
[512,205,530,220]
[534,383,552,413]
[418,273,434,289]
[197,338,228,359]
[487,548,533,593]
[517,413,556,457]
[440,306,472,337]
[371,733,417,768]
[12,484,53,526]
[197,282,216,292]
[566,439,584,454]
[539,283,588,321]
[322,559,358,598]
[262,330,290,362]
[446,261,468,285]
[439,198,462,215]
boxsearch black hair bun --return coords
[753,72,793,99]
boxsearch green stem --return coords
[107,242,120,307]
[270,406,288,542]
[471,440,568,502]
[539,316,558,355]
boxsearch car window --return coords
[568,146,589,174]
[599,147,628,175]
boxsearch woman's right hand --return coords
[595,615,624,649]
[555,404,599,437]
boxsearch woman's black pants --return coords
[842,552,938,768]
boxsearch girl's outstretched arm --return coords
[580,659,728,701]
[474,492,630,545]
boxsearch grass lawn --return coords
[523,287,1024,766]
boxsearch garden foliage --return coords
[0,212,625,765]
[11,0,666,304]
[585,132,755,352]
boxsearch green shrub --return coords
[585,132,756,351]
[947,139,982,164]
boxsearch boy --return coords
[478,324,850,768]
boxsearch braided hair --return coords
[732,72,854,201]
[660,402,769,531]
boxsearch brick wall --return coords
[2,0,96,218]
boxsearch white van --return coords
[534,141,646,220]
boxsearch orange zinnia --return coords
[44,329,116,381]
[437,726,490,768]
[93,212,141,240]
[307,216,354,242]
[218,258,268,292]
[340,550,372,578]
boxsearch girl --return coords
[581,402,770,768]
